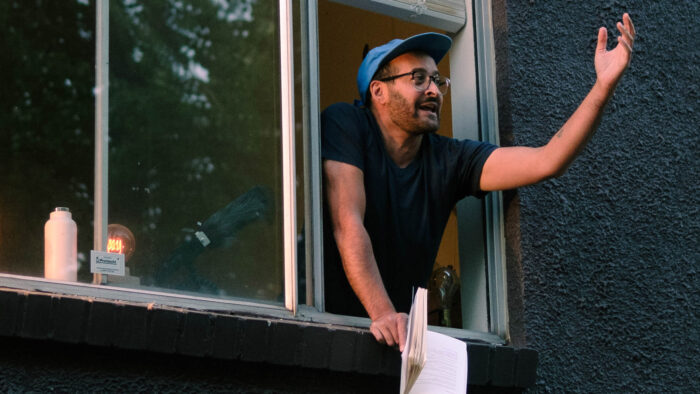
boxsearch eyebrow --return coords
[410,67,440,76]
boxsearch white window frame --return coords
[306,0,508,343]
[0,0,507,344]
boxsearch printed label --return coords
[90,250,125,276]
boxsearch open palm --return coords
[595,13,636,90]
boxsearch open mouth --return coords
[418,102,438,114]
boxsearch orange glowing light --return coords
[106,223,136,261]
[107,237,124,254]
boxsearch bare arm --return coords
[323,159,408,350]
[480,13,636,191]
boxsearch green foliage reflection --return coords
[0,0,285,302]
[108,0,283,301]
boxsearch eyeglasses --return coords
[377,70,450,95]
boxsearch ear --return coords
[368,80,386,105]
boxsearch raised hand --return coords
[595,13,636,91]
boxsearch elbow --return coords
[331,214,364,244]
[540,161,569,181]
[332,225,349,244]
[550,165,569,179]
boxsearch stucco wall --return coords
[498,1,699,392]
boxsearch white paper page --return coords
[400,288,427,394]
[408,330,468,394]
[400,300,416,394]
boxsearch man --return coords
[322,14,636,351]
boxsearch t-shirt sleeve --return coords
[321,103,365,171]
[452,138,499,199]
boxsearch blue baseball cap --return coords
[356,32,452,105]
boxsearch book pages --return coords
[408,331,468,394]
[400,288,427,394]
[399,287,468,394]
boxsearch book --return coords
[400,288,468,394]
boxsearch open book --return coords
[400,288,468,394]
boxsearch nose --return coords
[425,78,441,96]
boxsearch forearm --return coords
[334,220,395,320]
[323,159,407,348]
[540,81,614,176]
[337,225,408,350]
[480,82,616,191]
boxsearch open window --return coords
[0,0,506,344]
[313,0,507,342]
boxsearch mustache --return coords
[417,97,439,105]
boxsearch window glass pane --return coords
[0,1,95,281]
[107,0,284,303]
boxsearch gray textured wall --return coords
[498,0,699,392]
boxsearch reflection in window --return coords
[0,1,96,281]
[108,1,284,303]
[1,1,299,308]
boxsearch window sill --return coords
[0,287,537,388]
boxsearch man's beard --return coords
[388,90,441,135]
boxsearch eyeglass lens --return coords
[413,71,449,95]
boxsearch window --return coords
[314,0,507,342]
[106,0,286,303]
[1,0,507,344]
[1,0,299,315]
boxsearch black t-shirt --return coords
[322,102,498,316]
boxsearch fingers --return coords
[616,24,634,56]
[369,313,408,350]
[616,13,635,55]
[617,22,634,43]
[370,322,391,346]
[618,36,633,54]
[596,27,608,54]
[397,313,408,352]
[624,12,636,38]
[597,13,635,59]
[370,319,397,347]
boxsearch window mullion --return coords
[93,0,109,285]
[473,0,509,339]
[300,0,324,312]
[280,0,298,314]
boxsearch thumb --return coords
[596,27,608,55]
[397,314,408,352]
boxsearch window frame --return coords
[1,0,296,317]
[0,0,508,345]
[305,0,508,343]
